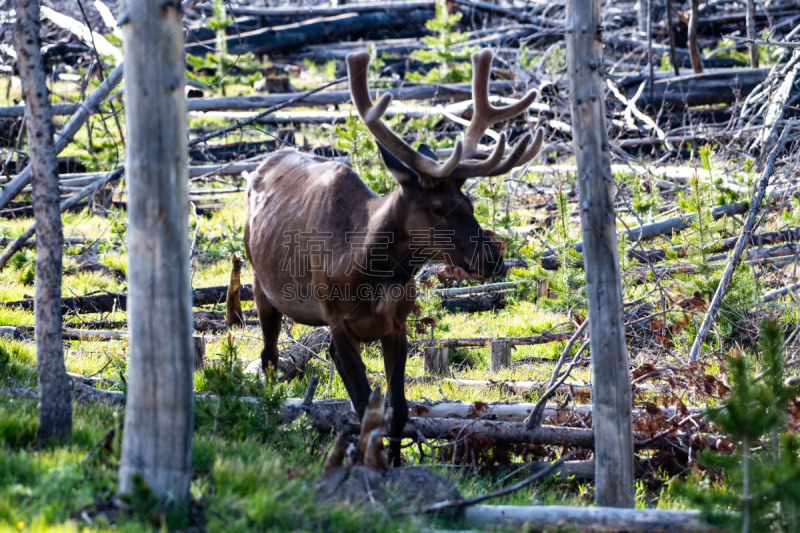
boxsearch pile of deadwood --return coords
[2,321,731,531]
[1,0,799,195]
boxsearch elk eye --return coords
[431,205,447,218]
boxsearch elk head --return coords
[346,49,543,279]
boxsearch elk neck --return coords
[354,187,421,288]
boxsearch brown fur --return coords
[244,149,503,465]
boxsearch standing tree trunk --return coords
[665,0,680,76]
[635,0,648,35]
[746,0,758,68]
[117,0,194,511]
[688,0,703,73]
[566,0,634,508]
[14,0,72,442]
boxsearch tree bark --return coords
[746,0,758,68]
[664,0,680,75]
[117,0,194,510]
[14,0,73,443]
[688,0,703,73]
[566,0,634,508]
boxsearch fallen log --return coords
[433,281,523,298]
[409,331,574,348]
[0,63,124,209]
[408,399,697,423]
[40,5,122,62]
[547,200,751,260]
[463,504,720,532]
[546,230,800,270]
[450,0,563,29]
[628,226,800,263]
[423,377,594,396]
[284,406,717,450]
[0,235,93,247]
[0,167,125,270]
[763,281,800,303]
[62,328,129,341]
[221,1,434,18]
[493,459,596,480]
[441,292,506,313]
[0,82,520,118]
[245,327,331,380]
[185,9,435,56]
[9,381,718,455]
[2,284,255,314]
[427,377,669,397]
[621,68,769,108]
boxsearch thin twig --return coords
[423,451,578,512]
[525,319,589,429]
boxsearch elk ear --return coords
[378,143,423,188]
[417,143,437,161]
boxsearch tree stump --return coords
[424,347,449,375]
[490,340,511,371]
[193,335,206,370]
[226,252,244,328]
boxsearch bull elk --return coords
[244,49,543,464]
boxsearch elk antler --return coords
[345,50,544,183]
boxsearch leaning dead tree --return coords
[14,0,72,442]
[566,0,634,508]
[117,0,194,511]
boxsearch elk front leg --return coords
[329,325,371,419]
[381,326,409,467]
[253,276,282,373]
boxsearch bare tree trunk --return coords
[665,0,680,75]
[746,0,758,68]
[14,0,72,442]
[635,0,648,35]
[688,0,703,73]
[117,0,194,510]
[566,0,634,508]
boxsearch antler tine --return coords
[482,127,544,178]
[463,49,539,158]
[447,133,507,180]
[346,52,463,179]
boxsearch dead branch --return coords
[409,331,573,348]
[690,119,794,361]
[424,451,578,512]
[0,64,123,209]
[0,167,124,270]
[525,320,590,429]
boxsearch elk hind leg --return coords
[253,276,281,373]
